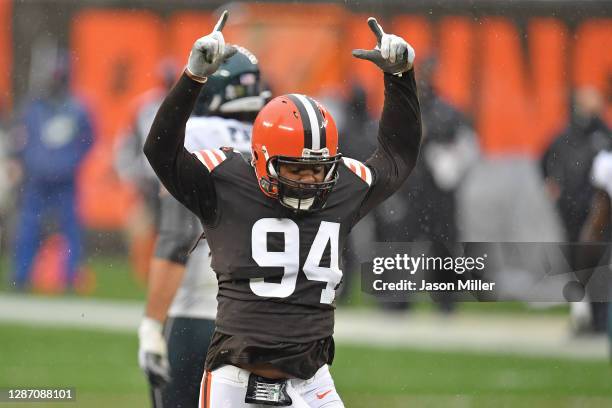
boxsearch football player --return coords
[144,10,420,407]
[138,47,268,407]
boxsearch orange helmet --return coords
[251,94,342,212]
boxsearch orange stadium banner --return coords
[72,10,164,228]
[573,19,612,124]
[53,3,611,228]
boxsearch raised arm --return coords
[143,11,236,223]
[352,18,422,216]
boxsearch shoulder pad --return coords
[220,146,234,154]
[342,157,373,186]
[194,148,228,172]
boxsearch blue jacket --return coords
[20,96,93,184]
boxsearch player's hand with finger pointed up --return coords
[185,10,238,83]
[352,17,415,76]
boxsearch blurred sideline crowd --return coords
[0,43,611,336]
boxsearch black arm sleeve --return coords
[154,193,204,265]
[359,69,422,218]
[143,73,218,223]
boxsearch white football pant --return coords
[199,364,344,408]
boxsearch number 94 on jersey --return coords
[250,218,342,304]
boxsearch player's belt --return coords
[245,374,292,406]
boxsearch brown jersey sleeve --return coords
[358,69,422,219]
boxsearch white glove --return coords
[186,10,238,82]
[138,317,171,387]
[352,17,415,75]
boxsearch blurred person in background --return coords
[114,61,178,281]
[320,83,378,303]
[0,101,19,258]
[375,56,477,312]
[138,47,268,408]
[541,86,611,334]
[0,100,15,232]
[10,49,93,291]
[332,84,378,162]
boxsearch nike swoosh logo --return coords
[316,390,332,399]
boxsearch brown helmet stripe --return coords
[287,94,312,150]
[303,96,326,150]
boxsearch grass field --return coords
[0,255,146,301]
[1,322,611,408]
[1,254,571,317]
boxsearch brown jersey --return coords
[144,70,421,378]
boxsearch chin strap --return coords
[281,196,315,211]
[324,163,337,182]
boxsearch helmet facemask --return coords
[265,149,342,212]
